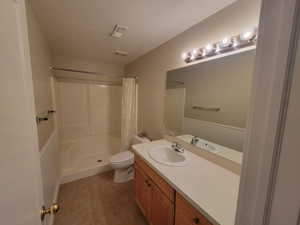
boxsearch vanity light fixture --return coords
[182,27,257,63]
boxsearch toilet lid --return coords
[110,151,134,163]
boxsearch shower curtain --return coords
[121,77,137,151]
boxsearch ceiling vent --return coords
[111,25,128,38]
[114,50,128,56]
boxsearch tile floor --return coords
[54,171,147,225]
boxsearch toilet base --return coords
[113,166,134,183]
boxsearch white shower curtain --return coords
[121,77,137,151]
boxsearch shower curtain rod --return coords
[50,66,139,79]
[50,67,115,76]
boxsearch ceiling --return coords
[30,0,235,66]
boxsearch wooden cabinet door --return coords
[175,193,212,225]
[134,166,152,220]
[150,183,174,225]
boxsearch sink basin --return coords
[148,145,188,167]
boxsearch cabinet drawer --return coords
[175,193,213,225]
[135,154,175,202]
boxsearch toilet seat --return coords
[110,151,134,164]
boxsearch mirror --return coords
[164,49,256,164]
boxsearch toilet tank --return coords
[131,135,150,145]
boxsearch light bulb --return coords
[219,37,232,48]
[190,54,195,60]
[243,31,252,39]
[233,37,239,47]
[182,52,187,60]
[222,37,230,44]
[205,44,213,51]
[192,49,198,55]
[240,30,255,41]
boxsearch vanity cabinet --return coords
[134,155,213,225]
[134,155,174,225]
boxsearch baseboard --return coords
[60,164,113,184]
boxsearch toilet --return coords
[110,135,150,183]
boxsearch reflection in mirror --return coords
[164,49,256,164]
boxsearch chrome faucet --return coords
[190,136,199,145]
[171,142,184,153]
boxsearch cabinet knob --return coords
[193,218,200,224]
[145,180,151,187]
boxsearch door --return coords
[134,166,152,220]
[0,0,44,225]
[267,14,300,225]
[151,184,174,225]
[236,0,300,224]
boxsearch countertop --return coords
[132,139,240,225]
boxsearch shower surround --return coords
[55,81,122,183]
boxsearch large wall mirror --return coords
[164,49,256,164]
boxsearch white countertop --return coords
[132,139,240,225]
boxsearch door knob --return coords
[40,203,60,221]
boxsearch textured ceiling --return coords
[30,0,236,65]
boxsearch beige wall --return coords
[125,0,261,139]
[168,50,255,128]
[26,2,54,149]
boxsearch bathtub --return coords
[60,134,121,183]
